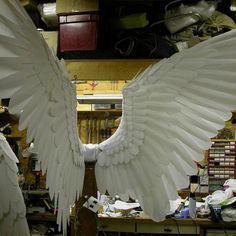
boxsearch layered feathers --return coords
[95,31,236,221]
[0,133,30,236]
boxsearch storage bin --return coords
[58,12,99,53]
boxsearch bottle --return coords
[189,192,196,218]
[189,175,199,218]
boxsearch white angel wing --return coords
[95,30,236,221]
[0,133,30,236]
[0,0,85,231]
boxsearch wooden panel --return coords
[65,59,158,81]
[75,163,98,236]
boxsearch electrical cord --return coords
[172,218,180,235]
[99,232,107,236]
[191,218,198,235]
[222,224,228,236]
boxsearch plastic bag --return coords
[165,0,217,34]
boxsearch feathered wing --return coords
[95,30,236,221]
[0,0,85,231]
[0,133,30,236]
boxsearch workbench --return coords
[27,212,236,235]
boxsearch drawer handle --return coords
[164,228,172,232]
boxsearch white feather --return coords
[0,133,30,235]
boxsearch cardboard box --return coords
[40,31,58,54]
[56,0,99,14]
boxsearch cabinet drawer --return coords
[98,220,135,232]
[206,229,236,236]
[137,223,178,234]
[179,225,199,234]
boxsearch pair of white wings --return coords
[1,0,236,234]
[0,133,30,235]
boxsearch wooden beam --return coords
[65,59,158,81]
[74,162,98,236]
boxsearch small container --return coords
[189,175,199,218]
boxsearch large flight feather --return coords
[0,133,30,236]
[0,0,85,232]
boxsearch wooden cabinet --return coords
[97,217,201,235]
[97,217,236,236]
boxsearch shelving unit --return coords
[78,109,121,144]
[208,140,236,191]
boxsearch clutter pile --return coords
[206,179,236,222]
[98,179,236,223]
[113,0,236,58]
